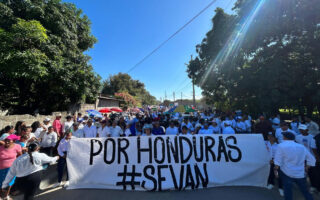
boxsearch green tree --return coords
[102,73,157,106]
[187,0,320,116]
[0,0,101,114]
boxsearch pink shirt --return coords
[53,119,62,137]
[0,144,22,169]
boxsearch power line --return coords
[126,0,219,73]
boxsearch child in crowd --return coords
[17,135,28,153]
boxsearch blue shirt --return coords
[152,127,165,135]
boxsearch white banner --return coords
[67,134,270,191]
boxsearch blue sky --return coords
[65,0,236,100]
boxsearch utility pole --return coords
[185,55,196,107]
[173,92,175,102]
[165,91,167,101]
[192,79,196,107]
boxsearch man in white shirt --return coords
[295,124,319,193]
[108,120,123,137]
[199,123,213,134]
[274,132,315,200]
[83,119,97,138]
[234,117,246,133]
[166,121,179,135]
[222,121,235,134]
[275,122,297,143]
[97,120,110,137]
[209,120,221,134]
[72,123,84,138]
[40,126,58,156]
[53,131,73,188]
[305,117,319,137]
[37,118,52,140]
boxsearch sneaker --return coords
[279,189,284,196]
[52,182,63,188]
[64,181,69,188]
[310,187,317,193]
[267,184,274,190]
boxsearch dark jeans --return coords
[308,166,320,190]
[15,171,42,200]
[40,147,52,156]
[57,157,68,183]
[279,170,313,200]
[268,163,282,188]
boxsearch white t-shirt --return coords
[109,126,123,137]
[234,122,246,132]
[33,128,43,138]
[124,128,131,137]
[199,128,213,135]
[295,134,316,156]
[64,121,74,133]
[209,125,221,134]
[98,126,110,137]
[275,128,297,143]
[73,128,84,138]
[83,125,97,138]
[181,122,194,131]
[222,127,235,134]
[221,120,232,130]
[166,127,179,135]
[265,141,278,159]
[40,132,58,148]
[274,141,315,178]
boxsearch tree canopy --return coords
[102,73,157,106]
[187,0,320,117]
[0,0,101,114]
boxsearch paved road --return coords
[11,184,318,200]
[12,165,319,200]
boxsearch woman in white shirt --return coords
[1,141,58,200]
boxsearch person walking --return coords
[1,141,58,200]
[295,124,319,193]
[53,131,72,188]
[274,132,316,200]
[40,127,58,156]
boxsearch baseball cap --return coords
[298,124,308,130]
[44,117,51,122]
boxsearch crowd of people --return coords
[0,109,319,200]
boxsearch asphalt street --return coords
[11,165,320,200]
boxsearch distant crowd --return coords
[0,109,319,200]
